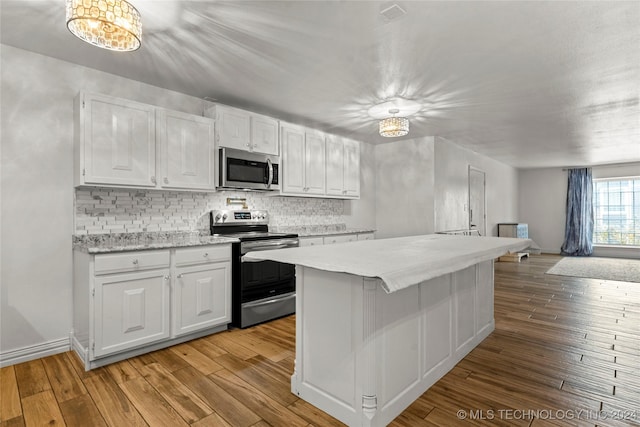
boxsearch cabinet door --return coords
[216,106,250,151]
[281,124,306,194]
[304,130,326,195]
[325,135,344,196]
[93,269,170,358]
[82,93,156,187]
[174,262,231,337]
[324,234,357,245]
[157,109,215,190]
[343,138,360,198]
[251,114,279,155]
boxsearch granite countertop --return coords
[272,224,376,237]
[244,234,531,294]
[73,231,238,254]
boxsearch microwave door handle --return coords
[266,158,273,189]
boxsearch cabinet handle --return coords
[163,177,169,184]
[164,275,170,281]
[177,273,183,279]
[132,259,138,265]
[203,253,209,257]
[151,176,156,184]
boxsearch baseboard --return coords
[541,248,561,254]
[0,337,70,368]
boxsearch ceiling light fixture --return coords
[66,0,142,52]
[379,109,409,137]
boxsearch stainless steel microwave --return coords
[218,147,280,191]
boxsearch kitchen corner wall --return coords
[0,45,373,361]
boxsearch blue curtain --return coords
[561,168,594,256]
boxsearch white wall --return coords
[374,138,435,239]
[518,168,567,253]
[434,137,519,236]
[518,162,640,257]
[344,141,376,230]
[0,45,374,361]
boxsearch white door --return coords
[174,262,231,336]
[281,124,306,194]
[158,109,215,190]
[305,130,326,195]
[216,106,250,151]
[83,93,156,187]
[325,135,344,196]
[343,138,360,198]
[94,269,170,358]
[468,167,486,236]
[250,114,279,155]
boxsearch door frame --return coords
[468,166,487,236]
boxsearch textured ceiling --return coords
[1,1,639,169]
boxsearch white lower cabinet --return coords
[73,244,231,370]
[324,234,357,245]
[94,268,171,358]
[298,237,324,247]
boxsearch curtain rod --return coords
[561,162,640,171]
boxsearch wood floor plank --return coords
[13,360,51,399]
[191,412,233,427]
[0,366,22,421]
[287,399,346,427]
[173,365,261,427]
[58,394,106,427]
[21,390,65,427]
[213,353,298,406]
[136,362,213,423]
[118,376,189,426]
[0,416,25,427]
[209,369,308,427]
[104,360,140,384]
[83,371,147,427]
[206,331,259,360]
[41,353,87,403]
[169,342,224,375]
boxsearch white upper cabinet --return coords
[75,92,156,187]
[281,123,326,196]
[325,135,345,196]
[156,109,215,191]
[207,105,279,155]
[343,138,360,198]
[251,113,279,155]
[74,92,216,191]
[324,135,360,199]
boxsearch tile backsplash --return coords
[75,188,345,234]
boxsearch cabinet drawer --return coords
[174,245,231,266]
[324,234,357,245]
[94,250,170,275]
[358,233,374,241]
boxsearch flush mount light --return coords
[379,109,409,137]
[66,0,142,52]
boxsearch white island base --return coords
[292,260,495,427]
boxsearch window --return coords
[593,177,640,246]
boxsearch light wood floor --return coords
[1,254,639,426]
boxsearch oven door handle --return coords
[241,239,299,252]
[242,292,296,308]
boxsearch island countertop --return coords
[243,234,531,293]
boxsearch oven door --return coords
[219,147,279,190]
[239,238,298,328]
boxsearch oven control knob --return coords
[214,213,222,223]
[222,213,228,222]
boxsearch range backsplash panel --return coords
[75,188,345,234]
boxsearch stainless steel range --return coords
[209,210,298,328]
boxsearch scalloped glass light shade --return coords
[66,0,141,52]
[379,116,409,137]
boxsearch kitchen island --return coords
[244,234,531,427]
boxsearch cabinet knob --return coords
[163,177,169,184]
[203,253,209,257]
[164,275,170,281]
[132,259,138,265]
[177,273,183,279]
